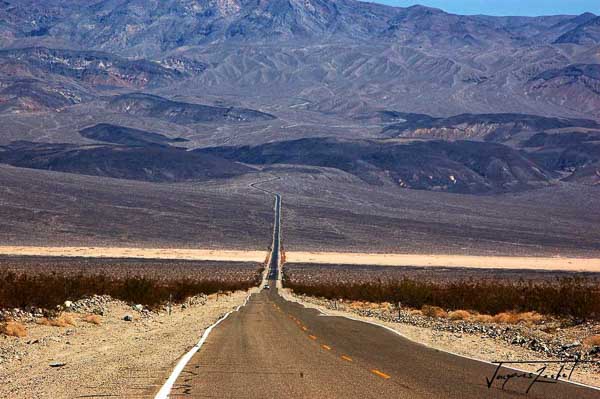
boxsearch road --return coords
[159,194,600,398]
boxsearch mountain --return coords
[0,0,599,195]
[199,137,554,194]
[555,16,600,44]
[107,93,276,124]
[0,1,598,120]
[0,140,252,182]
[79,123,189,147]
[382,113,600,142]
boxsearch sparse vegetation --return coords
[37,313,77,327]
[284,264,600,321]
[0,321,27,337]
[584,335,600,347]
[0,258,262,310]
[83,314,102,325]
[448,309,471,321]
[421,305,448,318]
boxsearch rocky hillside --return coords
[200,138,555,194]
[0,1,598,119]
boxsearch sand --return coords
[0,246,267,262]
[285,252,600,272]
[1,246,599,272]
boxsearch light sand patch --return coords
[285,252,600,272]
[0,246,266,262]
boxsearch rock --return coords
[49,362,66,368]
[123,315,133,322]
[133,304,143,312]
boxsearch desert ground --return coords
[0,246,267,262]
[284,252,600,272]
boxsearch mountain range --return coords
[0,0,599,193]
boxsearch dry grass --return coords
[83,314,102,325]
[448,310,471,320]
[37,313,77,328]
[284,268,600,321]
[583,335,600,347]
[492,311,544,325]
[0,261,260,310]
[421,305,448,318]
[472,314,494,323]
[0,321,27,337]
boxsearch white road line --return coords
[154,294,252,399]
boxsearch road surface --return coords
[160,194,600,398]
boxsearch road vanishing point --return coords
[157,193,600,399]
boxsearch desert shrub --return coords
[448,310,471,321]
[284,274,600,321]
[473,314,494,323]
[583,335,600,347]
[421,305,448,318]
[0,268,259,310]
[0,321,27,337]
[83,314,102,325]
[37,313,77,327]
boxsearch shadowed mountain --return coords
[525,132,600,184]
[382,113,600,142]
[0,78,91,113]
[0,141,252,182]
[79,124,188,147]
[555,16,600,44]
[107,93,276,124]
[199,137,554,194]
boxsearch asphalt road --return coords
[164,194,600,398]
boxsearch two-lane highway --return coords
[158,193,600,398]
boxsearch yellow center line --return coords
[371,369,391,379]
[301,326,308,331]
[321,344,332,351]
[341,355,353,362]
[308,335,317,340]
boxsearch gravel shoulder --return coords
[279,288,600,389]
[0,289,253,398]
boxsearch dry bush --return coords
[1,321,27,337]
[492,312,520,324]
[492,311,544,325]
[583,335,600,347]
[284,265,600,321]
[83,314,102,325]
[517,311,544,325]
[0,260,260,310]
[37,313,77,327]
[448,310,471,321]
[421,305,448,318]
[473,314,494,323]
